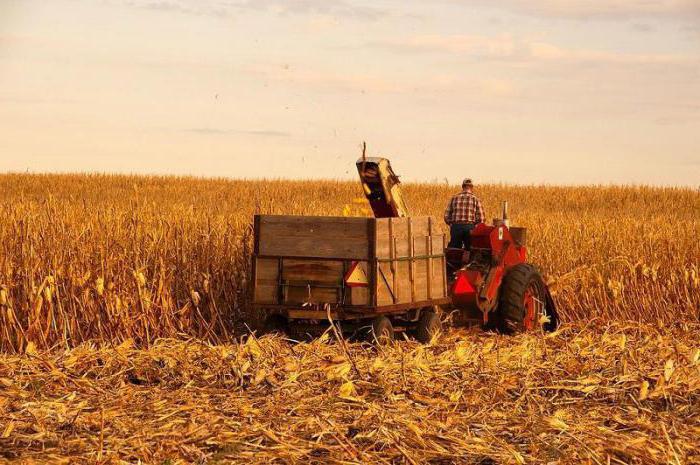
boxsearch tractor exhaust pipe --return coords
[502,201,509,227]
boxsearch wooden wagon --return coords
[251,214,450,342]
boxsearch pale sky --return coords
[1,0,699,185]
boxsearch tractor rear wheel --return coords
[415,309,441,343]
[498,264,556,333]
[368,316,394,344]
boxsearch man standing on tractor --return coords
[444,178,485,250]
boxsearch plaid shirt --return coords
[444,190,485,225]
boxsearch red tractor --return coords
[358,157,558,333]
[446,219,558,332]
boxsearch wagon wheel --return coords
[415,309,442,343]
[367,315,394,345]
[498,264,558,333]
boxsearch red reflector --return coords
[453,272,475,295]
[344,261,368,287]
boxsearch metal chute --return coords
[356,157,409,218]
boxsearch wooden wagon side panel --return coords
[421,217,447,300]
[374,216,446,307]
[257,215,371,260]
[253,214,446,310]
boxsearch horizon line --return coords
[1,170,698,191]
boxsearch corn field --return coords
[0,173,698,353]
[1,173,699,464]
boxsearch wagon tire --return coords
[368,316,394,345]
[415,309,441,343]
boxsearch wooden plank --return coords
[441,234,447,297]
[410,219,431,303]
[376,262,394,306]
[253,215,261,255]
[393,236,401,302]
[288,309,338,320]
[253,257,279,304]
[258,215,371,260]
[349,286,369,306]
[251,254,258,303]
[413,235,428,256]
[344,297,452,314]
[284,284,339,305]
[412,257,429,302]
[257,297,453,317]
[389,219,397,303]
[281,259,343,283]
[411,217,430,246]
[392,218,410,257]
[367,219,377,307]
[260,215,369,227]
[341,260,348,305]
[277,258,284,304]
[427,217,433,300]
[395,260,411,304]
[375,218,391,259]
[426,235,432,300]
[409,217,415,303]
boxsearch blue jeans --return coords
[449,223,475,250]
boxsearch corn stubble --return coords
[1,323,699,464]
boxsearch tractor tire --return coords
[367,316,394,344]
[498,263,557,333]
[415,309,441,343]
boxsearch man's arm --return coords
[444,197,453,225]
[476,198,485,224]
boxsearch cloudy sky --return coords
[1,0,699,185]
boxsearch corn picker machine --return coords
[252,156,558,342]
